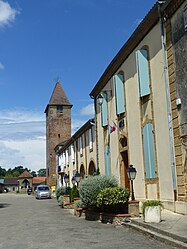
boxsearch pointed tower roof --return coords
[45,81,73,113]
[18,170,33,179]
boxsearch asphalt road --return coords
[0,193,178,249]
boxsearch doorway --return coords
[120,150,130,189]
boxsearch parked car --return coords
[27,188,32,195]
[35,185,51,199]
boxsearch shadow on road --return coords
[0,203,11,208]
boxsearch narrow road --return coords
[0,193,178,249]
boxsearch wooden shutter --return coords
[114,74,125,115]
[104,144,111,176]
[143,123,156,179]
[136,49,150,97]
[101,92,108,126]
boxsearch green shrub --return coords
[142,200,164,217]
[56,186,66,200]
[65,186,72,195]
[75,199,85,208]
[79,175,118,209]
[96,187,129,213]
[70,185,79,202]
[58,195,64,207]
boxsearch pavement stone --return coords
[123,209,187,249]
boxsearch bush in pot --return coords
[56,186,66,202]
[58,195,64,207]
[79,175,118,209]
[142,200,164,223]
[70,185,79,202]
[96,187,130,213]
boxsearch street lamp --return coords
[75,171,81,186]
[127,165,137,201]
[71,175,76,185]
[17,180,19,193]
[64,174,69,187]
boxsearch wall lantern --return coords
[75,171,81,186]
[127,164,137,201]
[64,174,69,187]
[71,176,76,185]
[97,93,103,106]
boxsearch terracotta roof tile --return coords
[33,177,46,184]
[18,170,33,178]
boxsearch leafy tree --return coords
[0,166,6,178]
[37,168,46,177]
[30,171,37,177]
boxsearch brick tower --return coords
[45,81,72,188]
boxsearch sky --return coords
[0,0,156,172]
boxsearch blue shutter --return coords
[114,74,125,115]
[136,49,150,97]
[104,144,111,176]
[143,123,156,179]
[101,92,108,126]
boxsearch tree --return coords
[37,168,46,177]
[30,171,37,177]
[0,166,6,178]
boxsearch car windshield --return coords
[38,186,49,191]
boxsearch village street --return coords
[0,193,179,249]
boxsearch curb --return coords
[122,221,187,249]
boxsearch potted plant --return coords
[142,200,164,223]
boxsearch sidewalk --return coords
[123,209,187,248]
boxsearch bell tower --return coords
[45,81,72,187]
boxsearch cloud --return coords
[0,108,45,141]
[0,108,46,171]
[0,140,46,172]
[0,0,19,28]
[71,118,87,135]
[0,62,5,70]
[80,103,94,116]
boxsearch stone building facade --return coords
[45,82,72,188]
[89,0,187,214]
[162,0,187,213]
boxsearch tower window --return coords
[57,105,63,113]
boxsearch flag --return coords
[110,125,116,134]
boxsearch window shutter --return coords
[143,123,156,179]
[101,92,108,126]
[136,49,150,97]
[104,144,111,176]
[114,74,125,115]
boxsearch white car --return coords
[35,185,51,199]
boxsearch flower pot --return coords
[144,205,161,223]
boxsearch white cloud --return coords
[0,0,19,28]
[71,118,87,135]
[0,139,46,172]
[0,62,5,70]
[0,108,45,171]
[80,103,94,116]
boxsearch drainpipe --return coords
[158,1,177,199]
[90,96,99,171]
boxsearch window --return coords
[89,128,93,150]
[136,49,150,97]
[80,136,83,155]
[101,92,108,126]
[57,105,63,113]
[71,145,75,163]
[104,144,111,176]
[114,74,125,115]
[143,123,156,179]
